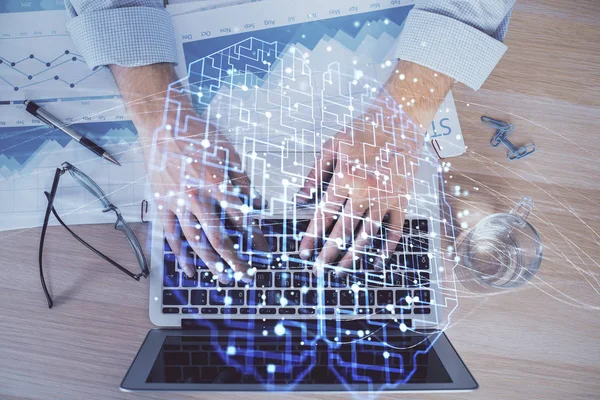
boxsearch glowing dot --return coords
[399,74,405,80]
[357,330,364,338]
[385,60,392,67]
[274,324,285,336]
[165,124,172,131]
[202,139,210,148]
[454,256,461,262]
[413,78,418,83]
[354,21,360,28]
[326,46,332,52]
[400,323,408,332]
[335,238,343,246]
[215,262,224,272]
[267,364,275,373]
[460,222,469,229]
[240,204,250,214]
[216,113,222,119]
[224,296,232,305]
[227,346,236,355]
[383,351,390,359]
[337,172,344,179]
[186,157,193,164]
[265,111,272,118]
[220,200,228,209]
[405,296,413,304]
[262,330,268,336]
[157,205,163,210]
[351,284,360,293]
[241,85,248,91]
[464,210,470,216]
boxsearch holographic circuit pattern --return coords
[150,36,459,393]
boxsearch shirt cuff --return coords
[66,6,178,69]
[396,10,508,90]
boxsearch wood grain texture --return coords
[1,1,599,399]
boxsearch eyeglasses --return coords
[39,162,149,308]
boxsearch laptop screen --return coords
[145,333,451,387]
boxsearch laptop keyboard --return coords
[161,218,433,317]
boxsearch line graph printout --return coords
[0,11,127,126]
[0,11,146,231]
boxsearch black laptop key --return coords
[162,307,179,314]
[303,290,319,306]
[265,290,282,306]
[412,219,429,234]
[416,254,430,270]
[358,290,375,306]
[255,272,272,288]
[365,272,385,287]
[165,366,182,383]
[403,220,411,235]
[164,352,189,366]
[293,272,310,288]
[408,237,429,252]
[283,290,300,306]
[406,272,430,287]
[191,351,209,365]
[209,291,227,305]
[190,290,207,305]
[288,258,305,270]
[265,236,279,252]
[414,307,431,314]
[414,289,431,304]
[200,272,217,287]
[240,308,258,314]
[385,272,403,287]
[229,290,245,305]
[182,367,201,383]
[283,237,297,253]
[298,308,316,314]
[163,254,179,287]
[201,307,218,314]
[279,308,296,315]
[247,289,264,306]
[221,308,238,314]
[182,307,199,314]
[395,290,411,306]
[182,273,198,288]
[163,290,188,306]
[259,308,277,314]
[324,290,338,306]
[377,290,394,306]
[329,270,347,288]
[275,272,292,288]
[339,290,356,306]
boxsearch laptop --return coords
[121,50,476,392]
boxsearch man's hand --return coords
[298,61,454,276]
[297,111,418,275]
[110,63,267,282]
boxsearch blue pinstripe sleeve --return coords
[63,0,178,69]
[397,0,516,90]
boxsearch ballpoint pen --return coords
[24,100,121,166]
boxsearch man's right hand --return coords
[147,111,269,283]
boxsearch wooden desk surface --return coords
[1,1,599,399]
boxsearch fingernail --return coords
[219,273,232,284]
[300,249,313,260]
